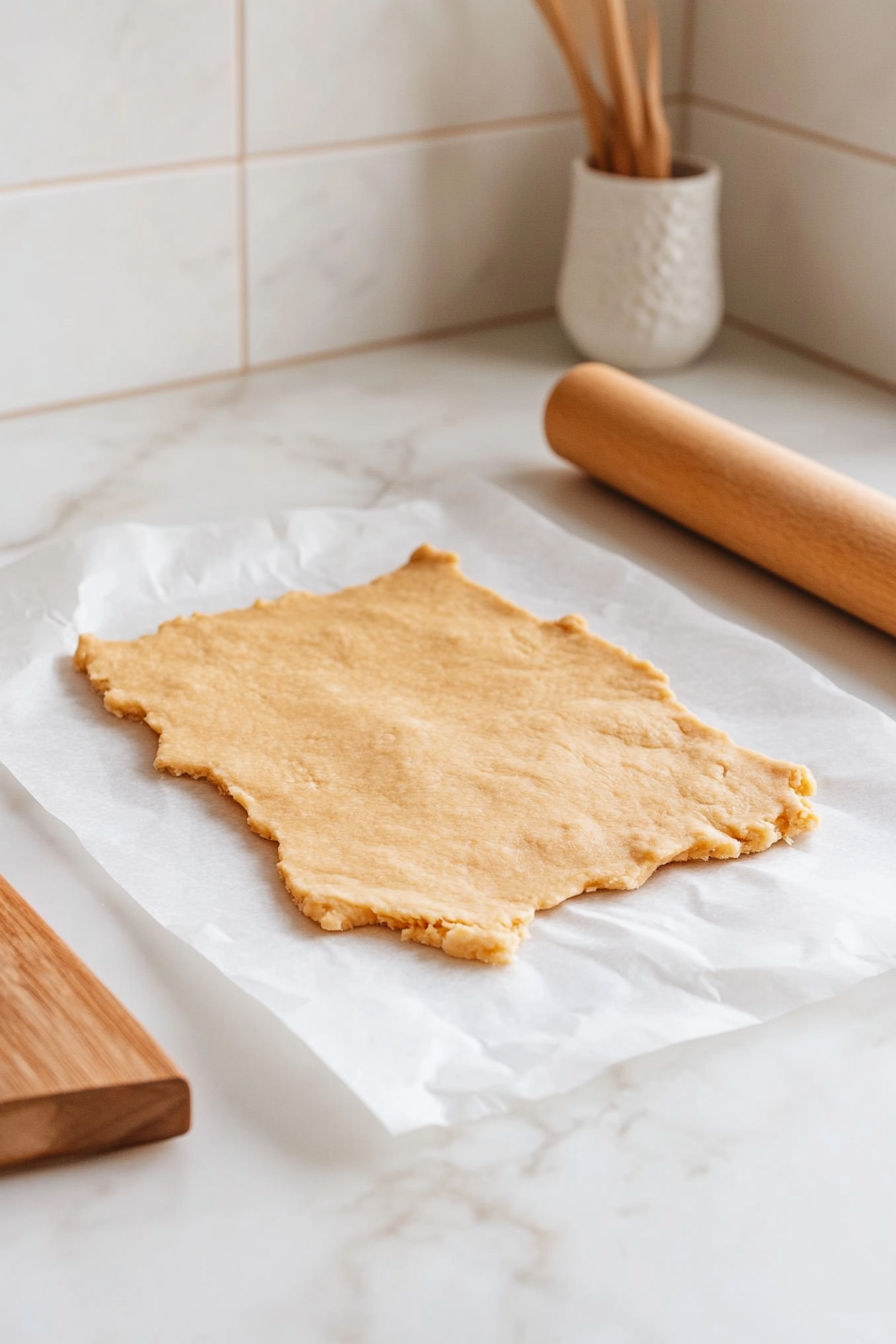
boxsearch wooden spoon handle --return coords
[641,11,672,178]
[534,0,608,168]
[595,0,645,173]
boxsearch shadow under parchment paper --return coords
[498,465,896,719]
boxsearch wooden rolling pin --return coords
[545,362,896,638]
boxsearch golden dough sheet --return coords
[74,545,818,965]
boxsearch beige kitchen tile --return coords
[665,99,687,155]
[656,0,689,98]
[245,0,576,154]
[690,106,896,386]
[0,170,241,415]
[692,0,896,159]
[0,0,236,188]
[246,120,584,365]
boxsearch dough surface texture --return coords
[73,546,818,964]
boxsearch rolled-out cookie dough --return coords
[74,545,818,964]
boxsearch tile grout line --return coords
[0,156,238,198]
[247,109,581,166]
[231,103,683,169]
[0,110,583,200]
[3,308,893,427]
[2,307,893,426]
[689,94,896,170]
[0,366,245,426]
[1,106,893,204]
[0,308,555,425]
[0,101,692,202]
[253,308,562,377]
[246,308,557,376]
[234,0,250,371]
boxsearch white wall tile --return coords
[692,0,896,159]
[247,121,584,365]
[246,0,688,155]
[690,106,896,386]
[0,0,236,188]
[0,170,241,415]
[245,0,576,154]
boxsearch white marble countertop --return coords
[2,319,896,1344]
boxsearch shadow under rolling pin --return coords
[544,362,896,640]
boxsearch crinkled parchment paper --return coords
[1,481,895,1132]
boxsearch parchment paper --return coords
[1,481,895,1133]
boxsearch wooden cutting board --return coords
[0,873,190,1170]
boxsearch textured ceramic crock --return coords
[556,154,723,371]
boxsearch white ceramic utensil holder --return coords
[556,155,723,372]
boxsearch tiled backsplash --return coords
[246,122,583,366]
[686,0,896,388]
[10,2,892,417]
[0,0,689,418]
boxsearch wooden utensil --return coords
[534,0,608,168]
[595,0,646,174]
[544,361,896,638]
[532,0,671,179]
[0,873,190,1170]
[641,12,672,179]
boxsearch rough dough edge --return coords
[73,635,531,966]
[72,546,819,965]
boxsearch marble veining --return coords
[1,318,896,1342]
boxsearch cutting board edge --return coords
[0,1075,191,1171]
